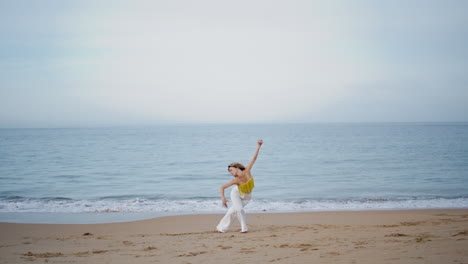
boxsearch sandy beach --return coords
[1,209,467,264]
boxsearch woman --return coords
[216,139,263,233]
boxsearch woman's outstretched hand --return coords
[222,198,229,208]
[257,139,263,146]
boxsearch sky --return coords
[0,0,467,127]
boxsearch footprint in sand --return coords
[452,230,468,237]
[276,243,318,251]
[400,221,426,226]
[239,248,256,254]
[144,246,157,251]
[22,252,64,258]
[122,240,134,246]
[177,251,207,257]
[92,250,108,254]
[217,245,233,250]
[385,233,409,237]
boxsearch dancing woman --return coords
[216,140,263,233]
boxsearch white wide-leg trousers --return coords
[216,186,251,233]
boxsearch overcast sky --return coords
[0,0,467,127]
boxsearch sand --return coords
[1,209,467,264]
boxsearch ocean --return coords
[1,123,467,223]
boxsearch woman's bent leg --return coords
[216,206,236,232]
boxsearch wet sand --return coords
[1,209,467,263]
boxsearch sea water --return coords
[1,123,467,223]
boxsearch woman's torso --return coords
[237,171,254,195]
[236,170,252,185]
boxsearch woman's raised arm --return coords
[246,140,263,171]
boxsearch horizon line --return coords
[1,121,467,129]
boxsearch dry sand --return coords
[1,209,467,264]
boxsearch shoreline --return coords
[0,206,468,224]
[2,206,468,225]
[1,209,467,263]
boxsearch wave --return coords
[1,196,467,213]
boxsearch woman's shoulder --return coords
[232,178,242,184]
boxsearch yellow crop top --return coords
[238,177,255,196]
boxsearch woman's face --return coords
[228,167,238,177]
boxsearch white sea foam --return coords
[1,197,467,214]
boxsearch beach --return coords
[1,209,467,264]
